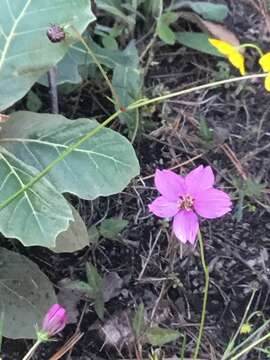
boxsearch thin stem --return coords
[223,319,270,359]
[192,230,209,360]
[230,332,270,360]
[22,339,42,360]
[70,27,122,110]
[0,73,266,213]
[238,43,264,57]
[222,289,257,359]
[127,73,267,110]
[47,67,59,114]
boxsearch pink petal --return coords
[42,304,68,336]
[194,188,232,219]
[154,169,186,201]
[148,196,179,218]
[185,165,214,196]
[172,211,199,244]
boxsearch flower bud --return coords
[40,304,68,339]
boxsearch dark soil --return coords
[2,0,270,359]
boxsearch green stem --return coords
[127,73,266,110]
[22,339,42,360]
[230,332,270,360]
[238,43,264,57]
[192,230,209,360]
[0,73,266,213]
[70,27,122,109]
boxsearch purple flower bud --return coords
[47,24,65,43]
[42,304,68,337]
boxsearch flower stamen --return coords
[178,195,194,211]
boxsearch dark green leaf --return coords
[170,1,228,21]
[175,32,224,57]
[99,218,128,240]
[86,263,104,319]
[0,248,57,339]
[157,12,178,45]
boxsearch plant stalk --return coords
[47,66,59,114]
[192,230,209,360]
[230,332,270,360]
[0,73,266,212]
[22,339,42,360]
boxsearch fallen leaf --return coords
[178,11,240,47]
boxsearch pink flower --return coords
[41,304,68,337]
[148,165,232,244]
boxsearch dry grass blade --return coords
[220,144,247,180]
[48,332,84,360]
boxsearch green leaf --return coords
[39,39,133,86]
[132,303,145,338]
[112,42,141,131]
[0,0,95,111]
[146,327,181,346]
[99,218,128,240]
[102,35,118,50]
[157,12,178,45]
[0,111,140,200]
[0,248,57,339]
[96,0,127,21]
[65,280,94,294]
[52,206,89,253]
[0,147,72,247]
[199,118,214,143]
[175,32,224,57]
[26,91,42,112]
[88,225,100,244]
[170,1,228,21]
[142,0,163,18]
[86,263,103,293]
[157,23,176,45]
[86,263,104,319]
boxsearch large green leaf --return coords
[0,147,72,247]
[0,111,140,199]
[0,0,95,111]
[0,248,57,339]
